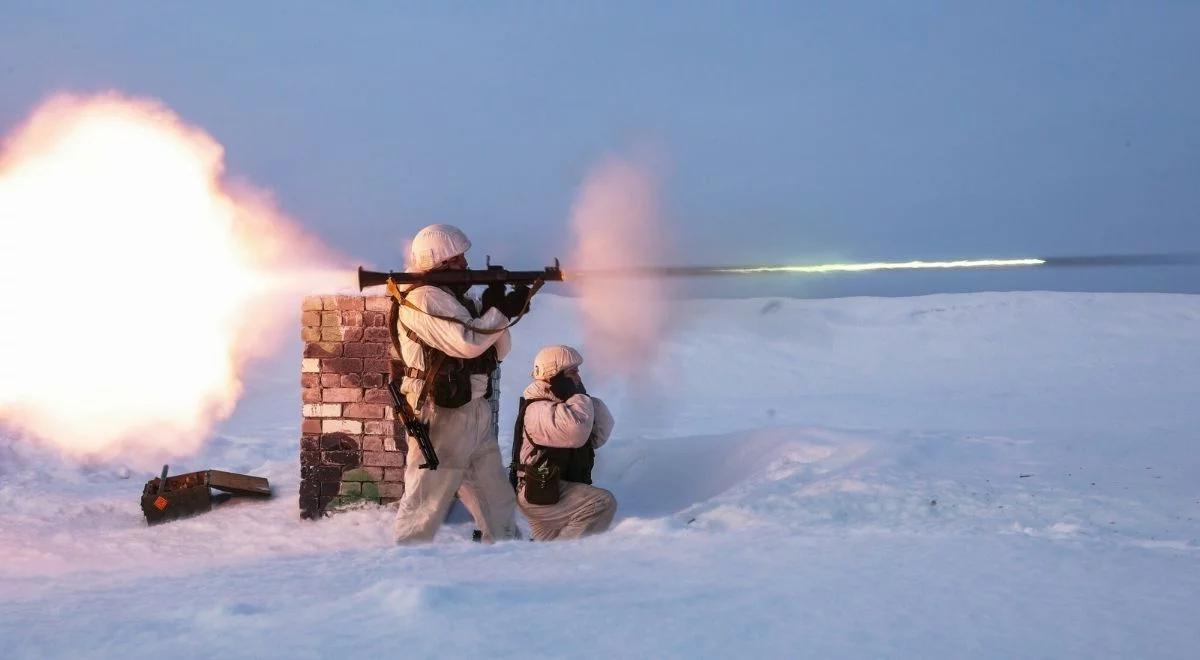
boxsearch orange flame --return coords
[0,93,345,466]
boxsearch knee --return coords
[595,488,617,513]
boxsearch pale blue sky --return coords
[1,1,1197,297]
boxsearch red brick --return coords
[344,342,387,358]
[384,468,407,482]
[320,312,340,327]
[363,311,387,327]
[363,388,393,405]
[341,327,363,342]
[302,387,321,403]
[304,342,342,358]
[320,432,360,451]
[378,483,405,498]
[321,296,339,310]
[319,373,340,387]
[316,465,343,481]
[365,297,391,312]
[363,451,405,467]
[362,372,385,388]
[322,387,362,403]
[358,466,385,481]
[320,327,344,341]
[344,403,386,419]
[321,358,363,374]
[364,327,392,342]
[338,373,363,387]
[323,448,360,467]
[300,327,322,342]
[336,295,364,311]
[302,297,323,312]
[341,311,364,327]
[322,419,361,434]
[301,373,320,388]
[300,497,322,518]
[301,311,322,327]
[363,420,395,436]
[303,403,341,418]
[364,358,391,373]
[362,435,385,451]
[302,418,322,434]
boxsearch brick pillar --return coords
[298,294,405,519]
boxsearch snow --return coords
[2,291,1198,658]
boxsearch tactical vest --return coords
[510,397,595,488]
[533,440,595,485]
[395,286,498,408]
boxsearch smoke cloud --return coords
[0,93,345,467]
[567,153,675,377]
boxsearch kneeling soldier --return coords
[512,345,616,540]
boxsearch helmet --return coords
[409,224,472,272]
[531,345,584,380]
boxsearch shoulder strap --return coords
[387,277,545,335]
[386,284,444,413]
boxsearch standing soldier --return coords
[512,345,617,540]
[389,224,531,543]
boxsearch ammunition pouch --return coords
[519,440,594,505]
[521,461,561,505]
[429,348,497,408]
[400,323,497,409]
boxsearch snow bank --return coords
[2,291,1198,658]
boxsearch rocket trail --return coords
[562,253,1200,279]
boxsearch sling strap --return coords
[385,285,443,414]
[386,277,545,335]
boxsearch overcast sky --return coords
[2,2,1197,297]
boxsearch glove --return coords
[501,284,532,318]
[548,371,586,399]
[481,283,506,314]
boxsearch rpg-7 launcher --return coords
[357,258,564,291]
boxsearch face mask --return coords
[548,371,586,399]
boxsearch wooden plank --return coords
[207,470,271,496]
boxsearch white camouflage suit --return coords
[518,348,617,541]
[391,283,519,544]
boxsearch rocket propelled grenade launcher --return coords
[357,259,564,291]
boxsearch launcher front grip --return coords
[357,259,563,291]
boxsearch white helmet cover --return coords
[531,345,584,380]
[409,223,472,272]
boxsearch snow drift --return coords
[2,291,1198,658]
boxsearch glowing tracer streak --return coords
[718,258,1046,274]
